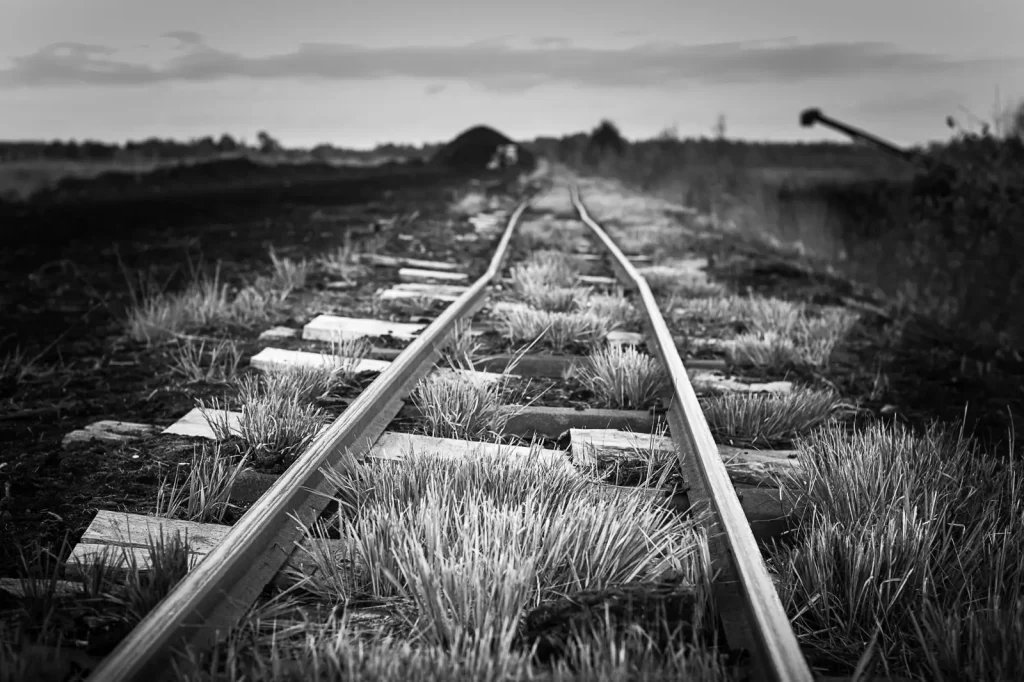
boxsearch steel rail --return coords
[87,200,531,682]
[570,186,814,682]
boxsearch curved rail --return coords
[570,186,814,682]
[87,201,531,682]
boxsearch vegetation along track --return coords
[10,171,936,682]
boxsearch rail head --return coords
[87,200,531,682]
[569,185,813,682]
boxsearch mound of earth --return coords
[431,125,536,171]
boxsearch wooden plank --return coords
[689,371,793,395]
[303,315,425,342]
[365,432,571,472]
[162,407,243,440]
[569,428,801,487]
[66,511,230,575]
[578,275,618,286]
[398,268,469,284]
[502,406,663,439]
[607,330,644,346]
[258,326,299,340]
[360,254,461,272]
[250,347,392,374]
[378,282,469,303]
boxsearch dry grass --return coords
[700,388,847,448]
[122,263,286,344]
[155,441,250,523]
[166,338,244,384]
[241,448,719,681]
[410,371,527,441]
[720,302,860,369]
[199,372,330,468]
[773,422,1024,679]
[173,597,732,682]
[571,345,669,410]
[440,320,484,371]
[584,292,640,330]
[493,303,612,353]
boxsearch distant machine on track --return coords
[430,125,536,172]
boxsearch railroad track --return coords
[32,179,819,681]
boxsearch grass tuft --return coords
[773,422,1024,677]
[411,372,525,441]
[572,345,668,410]
[266,246,311,295]
[199,373,330,469]
[584,292,640,330]
[700,388,846,448]
[166,337,243,384]
[155,441,249,523]
[494,304,612,353]
[123,262,288,344]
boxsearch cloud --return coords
[163,31,206,48]
[424,83,446,95]
[531,36,573,48]
[0,33,1015,91]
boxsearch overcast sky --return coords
[2,0,1022,148]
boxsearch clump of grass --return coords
[123,263,286,344]
[494,303,612,353]
[440,320,483,371]
[411,372,525,441]
[166,337,243,383]
[516,216,592,253]
[585,292,640,329]
[772,422,1024,678]
[507,251,589,311]
[289,450,708,653]
[700,388,846,448]
[519,284,591,313]
[155,441,249,523]
[316,232,373,283]
[572,345,669,410]
[174,596,732,682]
[726,332,801,368]
[106,530,192,625]
[642,265,723,300]
[199,374,329,469]
[793,308,860,365]
[745,296,805,335]
[266,246,310,295]
[726,306,859,369]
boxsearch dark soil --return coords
[0,165,513,579]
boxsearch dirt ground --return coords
[0,163,513,577]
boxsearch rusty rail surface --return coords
[570,185,814,682]
[87,200,531,682]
